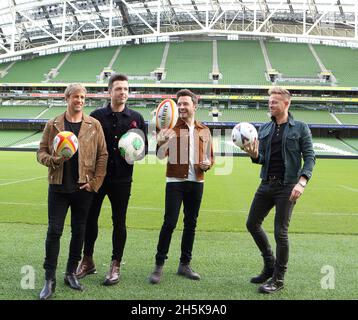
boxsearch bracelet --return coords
[298,182,306,188]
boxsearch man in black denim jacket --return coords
[242,86,315,294]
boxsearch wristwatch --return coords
[298,181,307,188]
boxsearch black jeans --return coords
[83,179,132,262]
[246,181,296,279]
[155,181,204,266]
[43,189,94,280]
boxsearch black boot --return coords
[64,273,84,291]
[250,254,275,284]
[39,279,56,300]
[259,277,284,294]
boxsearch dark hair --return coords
[108,73,129,90]
[176,89,198,105]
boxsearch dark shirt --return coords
[50,118,82,193]
[267,122,287,179]
[90,103,147,182]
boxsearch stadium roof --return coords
[0,0,357,59]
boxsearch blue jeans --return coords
[155,181,204,266]
[246,180,296,279]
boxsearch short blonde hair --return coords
[268,86,291,101]
[64,83,87,99]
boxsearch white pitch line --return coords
[340,185,358,193]
[0,201,356,216]
[0,176,46,186]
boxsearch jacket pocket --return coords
[286,133,299,151]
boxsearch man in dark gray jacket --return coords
[242,86,315,294]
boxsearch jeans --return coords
[83,180,131,262]
[155,181,204,266]
[43,189,94,280]
[246,180,296,279]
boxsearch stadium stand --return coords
[54,47,117,82]
[0,106,47,118]
[217,40,269,85]
[265,42,320,78]
[313,45,358,86]
[112,43,165,82]
[335,113,358,125]
[0,130,38,147]
[163,41,212,83]
[0,53,66,83]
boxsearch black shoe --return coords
[64,273,84,291]
[177,263,201,280]
[250,267,274,284]
[258,278,284,294]
[39,279,56,300]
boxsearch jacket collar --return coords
[105,102,131,116]
[175,118,205,129]
[271,111,295,126]
[53,112,92,134]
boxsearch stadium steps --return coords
[160,43,170,70]
[266,42,320,78]
[260,40,273,72]
[211,40,220,80]
[0,61,16,78]
[55,47,117,82]
[313,45,358,86]
[0,53,66,83]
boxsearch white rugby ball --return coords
[155,99,178,130]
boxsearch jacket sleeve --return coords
[36,121,63,169]
[139,114,148,159]
[204,128,214,171]
[251,125,265,165]
[89,122,108,192]
[299,123,316,181]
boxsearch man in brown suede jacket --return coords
[37,83,108,300]
[149,89,214,284]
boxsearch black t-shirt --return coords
[49,119,82,193]
[267,122,287,179]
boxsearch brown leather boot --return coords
[103,260,120,286]
[149,265,163,284]
[75,255,96,279]
[177,263,201,280]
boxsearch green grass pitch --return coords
[0,151,357,300]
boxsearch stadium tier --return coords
[0,40,358,86]
[0,106,47,118]
[1,53,66,83]
[0,130,39,147]
[265,42,320,78]
[335,113,358,125]
[55,47,117,82]
[37,106,97,119]
[112,43,165,82]
[163,41,212,83]
[0,105,349,125]
[313,45,358,87]
[217,40,268,85]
